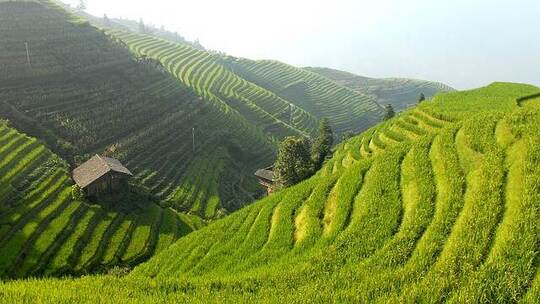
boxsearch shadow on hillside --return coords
[87,183,157,215]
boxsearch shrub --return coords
[383,104,395,121]
[107,266,131,277]
[71,185,85,201]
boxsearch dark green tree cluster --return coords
[311,118,334,169]
[274,136,313,187]
[383,104,395,121]
[71,185,85,201]
[274,119,334,187]
[418,92,426,103]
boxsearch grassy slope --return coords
[306,67,455,112]
[0,0,275,219]
[2,83,540,303]
[0,121,200,278]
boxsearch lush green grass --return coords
[2,83,540,302]
[0,121,196,277]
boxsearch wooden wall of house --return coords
[84,172,129,196]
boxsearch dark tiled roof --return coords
[72,155,132,189]
[255,167,275,182]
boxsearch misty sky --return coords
[63,0,540,89]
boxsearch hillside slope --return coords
[306,67,455,112]
[222,59,384,134]
[2,83,540,302]
[0,0,275,218]
[66,7,204,50]
[0,120,200,278]
[104,30,385,136]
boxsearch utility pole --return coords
[289,104,293,125]
[25,42,32,68]
[192,127,195,152]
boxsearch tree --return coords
[311,118,333,169]
[383,104,395,121]
[193,39,205,50]
[418,92,426,103]
[274,136,313,187]
[71,185,85,201]
[103,14,110,26]
[76,0,86,11]
[138,18,146,34]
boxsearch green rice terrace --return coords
[0,0,278,220]
[0,0,452,223]
[1,0,539,303]
[306,67,455,112]
[2,79,540,302]
[0,0,451,225]
[220,58,385,134]
[0,120,202,278]
[103,30,384,135]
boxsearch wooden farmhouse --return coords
[254,166,276,195]
[72,155,133,197]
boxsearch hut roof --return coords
[73,155,132,189]
[254,166,275,182]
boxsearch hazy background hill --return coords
[58,0,540,90]
[59,2,206,51]
[306,67,455,111]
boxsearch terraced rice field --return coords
[0,121,200,277]
[227,59,384,133]
[3,83,540,302]
[306,67,455,112]
[115,82,540,302]
[105,30,385,137]
[106,29,315,137]
[0,0,274,219]
[2,0,538,302]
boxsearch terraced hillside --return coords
[0,0,275,218]
[105,30,384,136]
[306,67,455,112]
[223,58,384,134]
[0,121,201,278]
[3,83,540,303]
